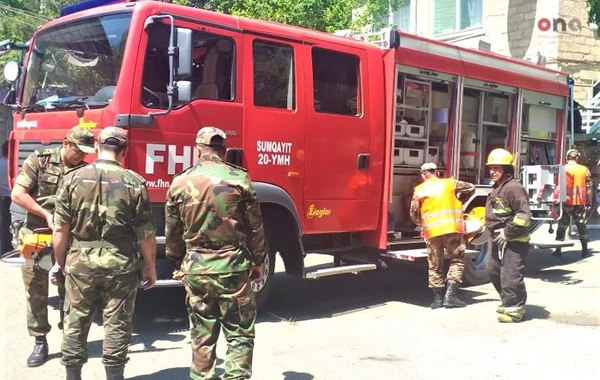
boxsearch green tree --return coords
[0,0,82,87]
[587,0,600,36]
[171,0,403,33]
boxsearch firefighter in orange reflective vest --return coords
[485,149,531,323]
[554,149,593,258]
[410,163,475,309]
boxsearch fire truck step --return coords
[1,252,25,267]
[529,240,575,249]
[305,263,377,279]
[382,249,428,262]
[383,249,480,262]
[152,279,183,288]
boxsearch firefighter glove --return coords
[493,229,508,251]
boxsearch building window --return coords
[434,0,483,35]
[312,48,360,116]
[253,40,295,110]
[391,0,411,31]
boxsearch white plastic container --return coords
[406,124,425,138]
[427,146,439,165]
[394,123,406,138]
[404,148,424,166]
[393,148,404,165]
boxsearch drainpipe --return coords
[569,76,575,147]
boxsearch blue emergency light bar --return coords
[60,0,131,17]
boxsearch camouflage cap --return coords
[420,162,437,172]
[566,148,580,159]
[195,126,226,147]
[98,126,128,147]
[66,126,95,154]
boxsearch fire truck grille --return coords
[17,140,63,168]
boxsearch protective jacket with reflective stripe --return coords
[415,177,464,239]
[565,162,588,206]
[485,176,532,242]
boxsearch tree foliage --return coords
[171,0,403,33]
[0,0,84,87]
[1,0,404,88]
[587,0,600,36]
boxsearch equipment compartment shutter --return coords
[522,90,566,110]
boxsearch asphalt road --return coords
[1,227,599,379]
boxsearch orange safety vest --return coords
[415,177,464,239]
[565,162,588,206]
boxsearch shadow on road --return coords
[263,261,491,321]
[283,370,315,380]
[128,367,189,380]
[525,246,589,285]
[526,305,551,321]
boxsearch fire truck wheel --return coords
[462,239,492,286]
[251,224,276,311]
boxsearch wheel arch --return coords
[254,182,305,276]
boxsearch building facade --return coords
[384,0,600,114]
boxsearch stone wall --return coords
[450,0,560,67]
[557,0,600,104]
[447,0,599,104]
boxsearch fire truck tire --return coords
[462,239,492,286]
[252,221,277,311]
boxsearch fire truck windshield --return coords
[20,12,132,111]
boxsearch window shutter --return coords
[434,0,456,35]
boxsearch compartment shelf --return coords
[397,104,429,111]
[395,137,428,142]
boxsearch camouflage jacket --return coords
[165,154,267,274]
[15,146,85,227]
[53,159,156,276]
[410,178,476,226]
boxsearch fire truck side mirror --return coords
[175,28,193,80]
[3,61,20,83]
[175,80,192,104]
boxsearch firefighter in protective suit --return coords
[485,148,532,323]
[553,148,592,258]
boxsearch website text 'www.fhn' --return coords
[146,179,171,188]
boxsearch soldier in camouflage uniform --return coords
[410,163,475,309]
[165,126,266,380]
[11,126,94,367]
[554,149,593,258]
[52,127,157,380]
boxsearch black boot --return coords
[582,241,591,258]
[27,337,49,367]
[443,280,466,308]
[430,288,444,309]
[553,230,565,257]
[105,365,125,380]
[66,366,82,380]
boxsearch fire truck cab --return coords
[2,0,572,307]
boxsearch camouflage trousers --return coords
[183,271,257,380]
[556,205,589,242]
[19,225,65,337]
[61,271,139,367]
[426,233,465,288]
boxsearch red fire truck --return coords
[2,0,572,307]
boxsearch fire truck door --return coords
[303,44,375,232]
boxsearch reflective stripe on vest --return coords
[565,163,588,206]
[415,177,464,239]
